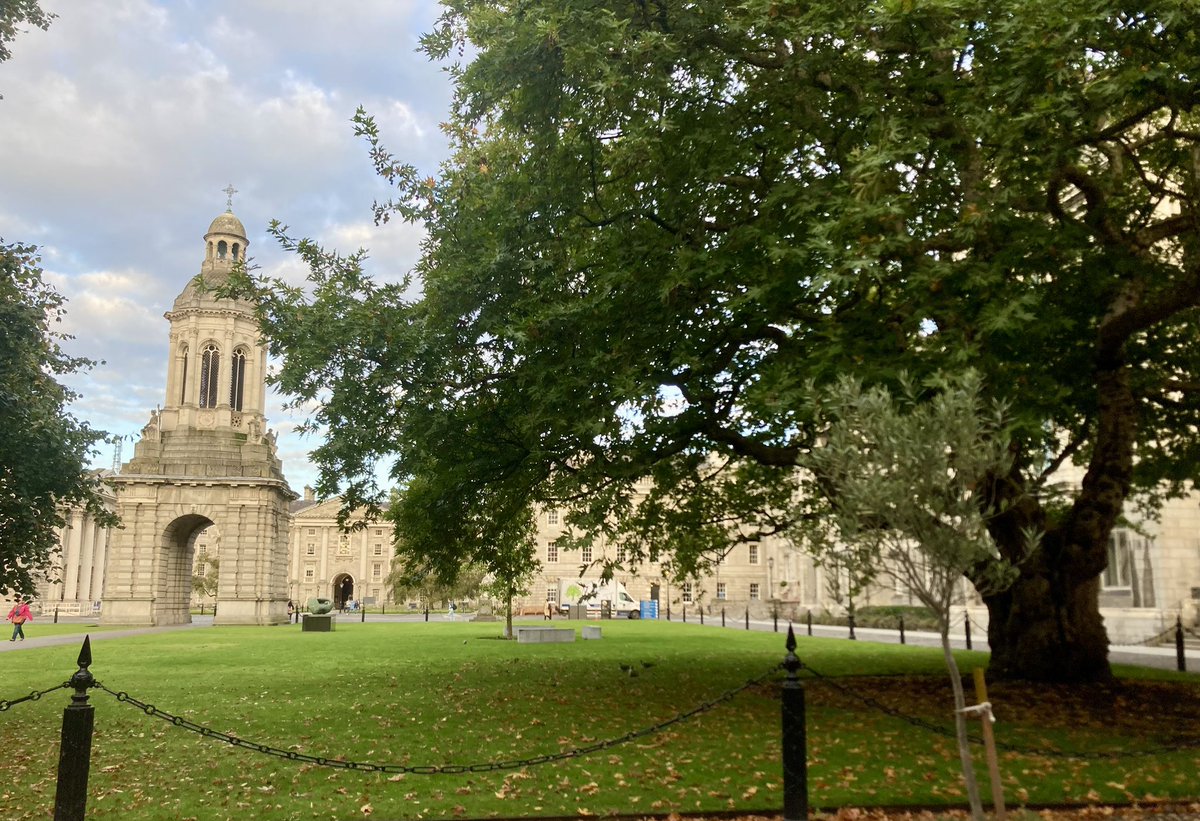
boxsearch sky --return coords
[0,0,455,494]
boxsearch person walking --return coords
[7,598,33,641]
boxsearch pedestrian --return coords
[543,600,553,621]
[7,597,33,642]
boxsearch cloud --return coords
[1,1,455,487]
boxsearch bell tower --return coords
[102,193,295,626]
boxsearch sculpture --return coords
[307,597,334,615]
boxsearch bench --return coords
[515,627,575,644]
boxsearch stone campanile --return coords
[101,200,295,626]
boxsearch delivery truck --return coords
[558,578,641,618]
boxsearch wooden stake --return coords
[972,667,1005,820]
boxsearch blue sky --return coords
[0,0,455,494]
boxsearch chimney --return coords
[304,485,315,502]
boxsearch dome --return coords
[205,210,248,241]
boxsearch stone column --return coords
[63,510,83,601]
[78,518,97,604]
[90,526,108,611]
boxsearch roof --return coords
[205,210,248,241]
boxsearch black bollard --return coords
[382,604,386,615]
[899,615,906,645]
[700,608,704,625]
[964,610,972,650]
[1177,617,1187,673]
[722,608,726,628]
[54,608,60,624]
[683,605,687,623]
[848,612,857,640]
[424,606,429,623]
[667,604,671,621]
[781,626,808,821]
[773,608,779,633]
[361,608,366,623]
[54,637,96,821]
[806,610,812,637]
[745,608,750,631]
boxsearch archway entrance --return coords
[333,574,354,610]
[164,515,215,624]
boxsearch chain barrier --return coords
[0,682,69,713]
[96,664,782,775]
[799,662,1200,761]
[1134,624,1180,646]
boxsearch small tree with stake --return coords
[796,371,1033,821]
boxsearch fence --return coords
[4,626,1200,820]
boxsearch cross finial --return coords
[222,183,238,211]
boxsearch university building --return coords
[9,207,1199,643]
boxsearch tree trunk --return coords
[505,596,514,639]
[942,628,985,821]
[985,565,1110,682]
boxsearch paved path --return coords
[3,612,1194,674]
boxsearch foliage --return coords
[385,557,486,606]
[0,243,116,597]
[243,0,1200,680]
[0,624,1197,821]
[796,372,1025,621]
[190,555,219,599]
[795,371,1034,818]
[0,0,52,70]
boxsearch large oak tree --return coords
[245,0,1200,681]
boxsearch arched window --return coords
[232,242,240,261]
[179,345,189,404]
[217,240,228,260]
[229,348,246,411]
[199,344,220,408]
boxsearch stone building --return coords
[8,206,1197,642]
[98,204,295,626]
[30,477,117,616]
[287,488,397,609]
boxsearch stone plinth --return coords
[582,626,602,640]
[302,614,335,632]
[516,627,574,644]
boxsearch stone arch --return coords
[332,572,355,610]
[103,482,293,626]
[157,513,214,625]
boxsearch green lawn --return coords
[0,620,1196,821]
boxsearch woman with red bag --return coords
[6,597,33,641]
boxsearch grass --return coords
[0,619,1197,821]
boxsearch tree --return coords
[191,554,219,600]
[385,558,486,608]
[0,0,52,73]
[1,243,116,597]
[243,1,1200,681]
[796,372,1029,820]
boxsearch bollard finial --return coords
[784,625,801,679]
[76,635,92,669]
[68,636,95,704]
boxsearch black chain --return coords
[0,682,69,712]
[1134,624,1180,646]
[97,665,781,775]
[800,663,1200,761]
